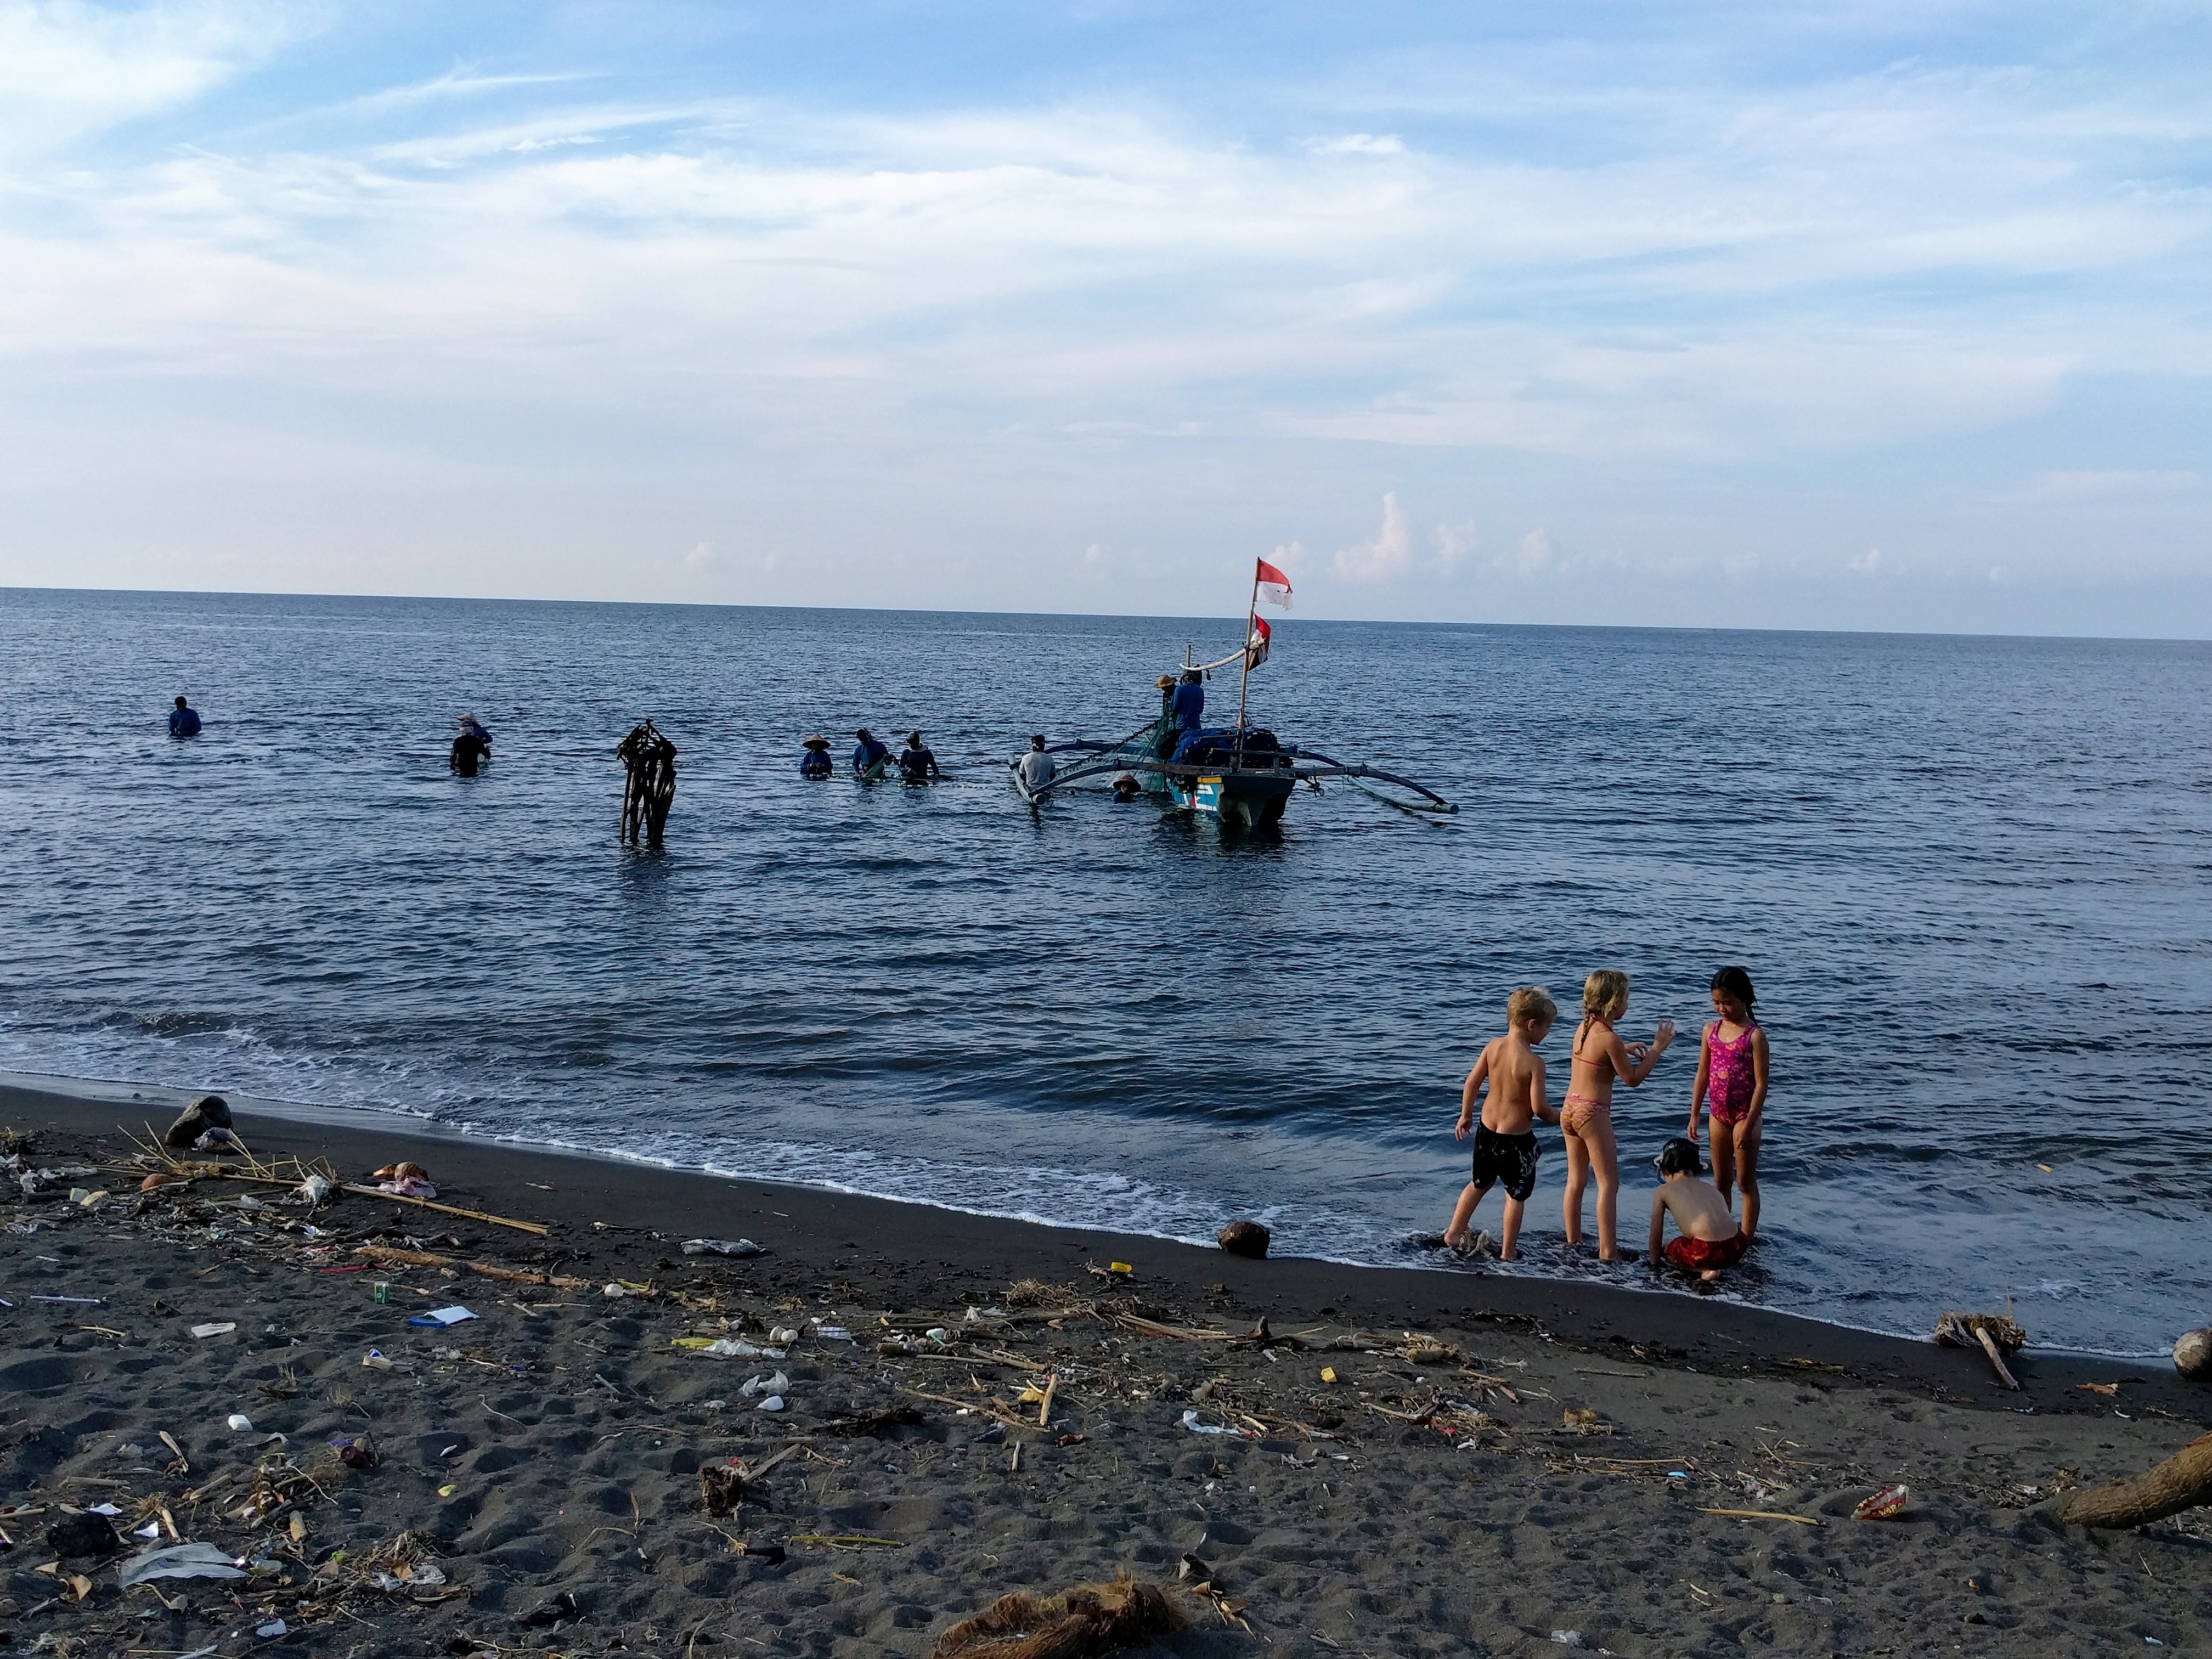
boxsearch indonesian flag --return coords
[1248,614,1272,664]
[1255,557,1293,610]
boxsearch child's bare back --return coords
[1477,1032,1555,1135]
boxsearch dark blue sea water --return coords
[2,588,2207,1355]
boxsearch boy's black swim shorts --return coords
[1471,1125,1541,1203]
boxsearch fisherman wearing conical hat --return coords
[799,735,833,780]
[897,730,943,784]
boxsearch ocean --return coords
[2,586,2207,1355]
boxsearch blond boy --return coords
[1444,986,1561,1260]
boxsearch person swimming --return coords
[799,735,834,779]
[168,696,202,738]
[1110,773,1144,802]
[898,731,943,783]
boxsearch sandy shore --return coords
[3,1081,2208,1657]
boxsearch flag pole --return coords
[1233,557,1261,766]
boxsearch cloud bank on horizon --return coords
[1,1,2207,635]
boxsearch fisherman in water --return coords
[168,695,202,738]
[799,735,834,779]
[449,714,491,776]
[898,730,944,783]
[852,728,892,777]
[1014,734,1056,796]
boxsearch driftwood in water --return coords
[1934,1311,2025,1390]
[2051,1431,2212,1530]
[617,721,678,848]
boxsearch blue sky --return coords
[2,2,2208,634]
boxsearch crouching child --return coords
[1649,1136,1749,1280]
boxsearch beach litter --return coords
[931,1572,1184,1659]
[117,1542,247,1586]
[673,1336,786,1359]
[225,1414,254,1432]
[682,1237,765,1256]
[188,1321,236,1339]
[1180,1410,1248,1437]
[43,1512,121,1559]
[407,1305,479,1327]
[1852,1484,1912,1520]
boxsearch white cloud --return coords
[0,0,302,156]
[1430,520,1477,574]
[1081,541,1109,568]
[1510,529,1555,578]
[1307,133,1406,156]
[1849,546,1884,574]
[1332,493,1412,581]
[684,541,714,572]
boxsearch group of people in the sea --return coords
[1444,966,1769,1282]
[797,729,944,784]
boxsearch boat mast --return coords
[1232,558,1260,766]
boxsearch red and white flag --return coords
[1255,557,1293,611]
[1248,613,1273,664]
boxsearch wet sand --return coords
[3,1081,2208,1657]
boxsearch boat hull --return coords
[1163,765,1294,829]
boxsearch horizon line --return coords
[3,581,2205,649]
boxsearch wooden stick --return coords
[1037,1372,1057,1426]
[1696,1508,1822,1526]
[338,1184,549,1235]
[1974,1326,2022,1390]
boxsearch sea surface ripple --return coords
[1,589,2207,1354]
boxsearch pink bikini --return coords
[1706,1021,1760,1125]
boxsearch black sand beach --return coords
[4,1081,2208,1656]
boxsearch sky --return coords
[1,2,2208,635]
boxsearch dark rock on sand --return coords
[44,1511,121,1559]
[163,1093,232,1149]
[1216,1219,1269,1259]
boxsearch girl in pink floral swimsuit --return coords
[1688,965,1771,1238]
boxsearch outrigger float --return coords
[1012,558,1458,829]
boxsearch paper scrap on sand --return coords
[119,1543,246,1587]
[408,1306,478,1327]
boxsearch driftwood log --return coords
[2050,1431,2212,1530]
[1934,1311,2025,1390]
[617,721,678,848]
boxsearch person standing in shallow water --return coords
[799,736,834,779]
[1688,965,1769,1238]
[449,714,490,777]
[898,730,943,783]
[1559,968,1676,1261]
[168,695,201,738]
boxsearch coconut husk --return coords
[932,1573,1185,1659]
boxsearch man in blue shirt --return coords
[168,696,202,738]
[1172,670,1205,731]
[852,728,892,777]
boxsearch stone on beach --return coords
[2177,1327,2212,1384]
[162,1093,232,1149]
[1216,1219,1269,1259]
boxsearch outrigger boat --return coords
[1013,558,1457,828]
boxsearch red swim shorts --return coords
[1664,1231,1750,1273]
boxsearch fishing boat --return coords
[1012,558,1457,827]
